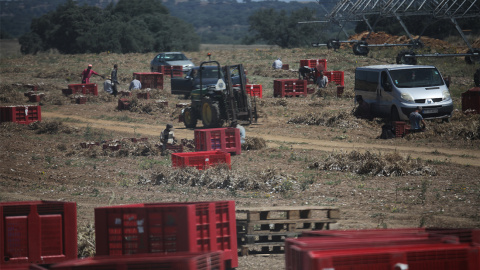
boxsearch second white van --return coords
[354,64,453,121]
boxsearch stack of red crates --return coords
[300,59,327,72]
[94,201,237,269]
[67,83,98,96]
[299,59,345,86]
[133,72,164,89]
[0,201,78,269]
[273,79,308,97]
[51,252,225,270]
[158,65,183,77]
[285,228,480,270]
[195,127,241,155]
[0,105,41,124]
[171,150,231,170]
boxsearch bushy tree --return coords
[18,0,200,54]
[246,8,318,48]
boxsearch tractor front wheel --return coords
[183,107,197,129]
[201,98,223,128]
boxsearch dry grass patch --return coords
[310,150,437,177]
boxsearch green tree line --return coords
[19,0,200,54]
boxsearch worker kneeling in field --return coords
[354,96,372,120]
[409,106,426,133]
[160,124,176,156]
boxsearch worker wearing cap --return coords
[160,124,176,156]
[81,64,104,84]
[409,106,426,132]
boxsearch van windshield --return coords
[389,68,444,88]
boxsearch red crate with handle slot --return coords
[94,201,237,269]
[0,201,77,268]
[273,79,307,97]
[195,128,241,155]
[171,150,231,170]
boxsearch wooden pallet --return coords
[236,206,339,255]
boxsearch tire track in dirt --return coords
[43,112,480,167]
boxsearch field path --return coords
[43,112,480,167]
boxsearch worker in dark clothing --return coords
[111,64,119,97]
[160,124,175,156]
[81,64,104,83]
[298,66,316,81]
[354,96,372,120]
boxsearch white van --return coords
[354,64,453,121]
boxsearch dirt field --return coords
[1,38,480,269]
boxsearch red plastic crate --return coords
[28,94,44,103]
[119,91,132,97]
[394,121,410,137]
[165,144,184,153]
[300,59,327,72]
[76,97,87,104]
[51,251,225,270]
[0,105,41,124]
[461,87,480,113]
[273,79,308,97]
[62,89,72,96]
[67,83,98,96]
[324,71,345,86]
[133,72,164,89]
[94,201,237,269]
[4,264,50,270]
[286,234,459,270]
[194,128,241,155]
[171,150,231,170]
[425,228,480,244]
[136,92,150,99]
[246,84,262,98]
[158,65,184,77]
[304,243,479,270]
[0,201,77,268]
[118,99,131,110]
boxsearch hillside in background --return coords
[0,0,334,44]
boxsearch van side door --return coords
[377,70,394,115]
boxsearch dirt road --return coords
[43,112,480,167]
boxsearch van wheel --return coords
[390,107,400,122]
[442,117,451,123]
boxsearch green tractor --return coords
[182,61,257,128]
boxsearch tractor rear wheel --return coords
[353,41,369,56]
[465,49,480,65]
[201,98,223,128]
[183,107,197,129]
[396,50,417,65]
